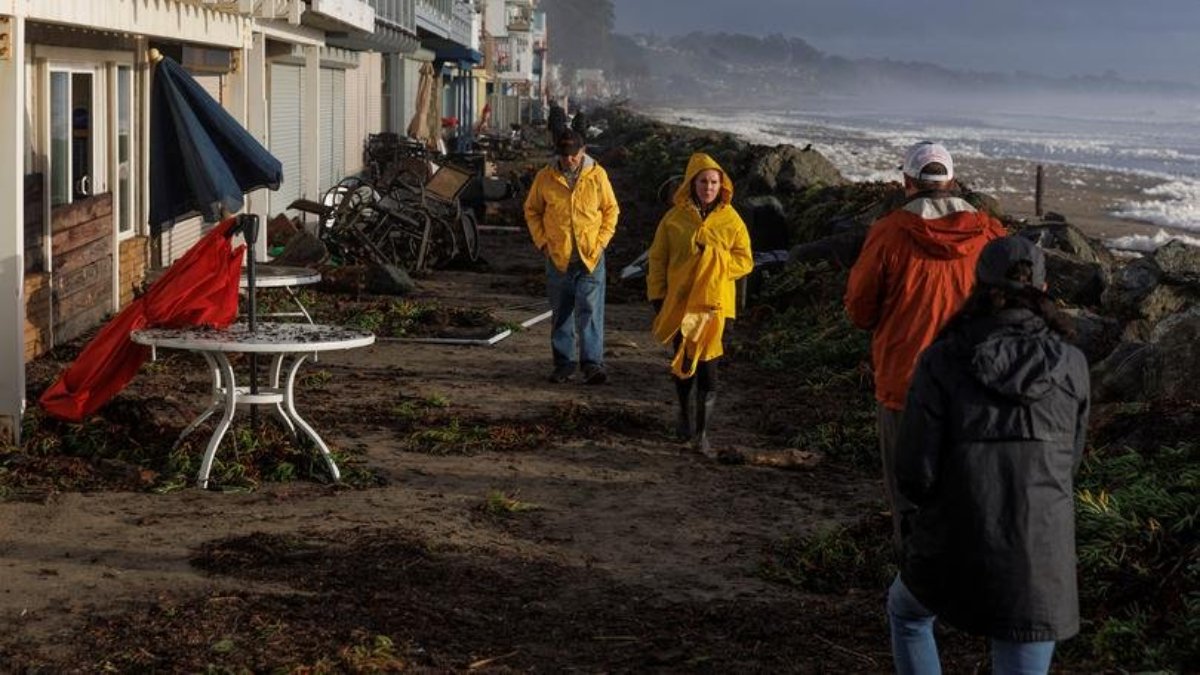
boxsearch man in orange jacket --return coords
[845,141,1006,544]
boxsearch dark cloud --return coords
[612,0,1200,84]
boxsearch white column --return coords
[302,45,320,202]
[0,13,27,445]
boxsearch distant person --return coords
[475,102,492,136]
[844,141,1006,545]
[524,130,620,384]
[546,98,567,146]
[888,236,1090,675]
[571,108,589,138]
[647,153,753,453]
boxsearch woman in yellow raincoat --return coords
[647,153,753,452]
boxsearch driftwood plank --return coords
[51,216,111,257]
[50,193,112,233]
[53,256,112,300]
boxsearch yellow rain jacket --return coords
[524,156,620,273]
[648,153,754,377]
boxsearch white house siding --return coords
[343,62,363,176]
[363,53,384,136]
[318,67,345,192]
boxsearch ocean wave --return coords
[1111,180,1200,234]
[1106,228,1200,252]
[645,105,1200,235]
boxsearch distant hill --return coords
[611,32,1198,104]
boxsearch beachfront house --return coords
[0,0,482,445]
[481,0,544,128]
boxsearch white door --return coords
[270,63,304,215]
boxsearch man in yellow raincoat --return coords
[524,130,620,384]
[648,153,754,452]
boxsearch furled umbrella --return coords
[41,50,283,421]
[407,62,438,150]
[40,217,245,421]
[148,50,281,230]
[147,49,283,417]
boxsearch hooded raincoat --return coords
[896,308,1090,642]
[648,153,753,377]
[845,193,1006,409]
[524,155,620,273]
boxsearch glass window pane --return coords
[71,73,92,201]
[118,66,132,233]
[50,72,70,206]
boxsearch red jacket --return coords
[845,193,1006,410]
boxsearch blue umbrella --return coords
[149,50,283,428]
[149,51,282,233]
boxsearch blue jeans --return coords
[888,575,1056,675]
[546,254,605,368]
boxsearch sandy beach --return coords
[952,154,1171,241]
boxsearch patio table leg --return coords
[281,352,341,482]
[285,285,315,324]
[197,352,239,489]
[174,351,224,449]
[269,353,297,436]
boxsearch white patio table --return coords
[240,265,322,323]
[131,322,374,489]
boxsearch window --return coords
[117,65,133,234]
[48,69,95,207]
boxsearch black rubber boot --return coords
[673,376,695,440]
[693,391,716,454]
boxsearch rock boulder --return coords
[1153,239,1200,285]
[747,144,844,195]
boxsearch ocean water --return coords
[644,93,1200,249]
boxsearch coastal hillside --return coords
[609,32,1197,105]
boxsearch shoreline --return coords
[635,106,1198,248]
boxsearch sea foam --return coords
[644,102,1200,243]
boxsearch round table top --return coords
[239,265,322,288]
[131,322,374,353]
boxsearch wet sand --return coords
[952,154,1171,241]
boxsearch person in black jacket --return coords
[546,99,567,146]
[887,236,1090,675]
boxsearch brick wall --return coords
[118,236,149,309]
[24,273,51,361]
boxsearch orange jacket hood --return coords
[899,193,1000,260]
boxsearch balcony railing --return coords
[193,0,303,23]
[371,0,417,34]
[415,0,452,37]
[450,0,475,47]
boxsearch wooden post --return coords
[1035,165,1044,218]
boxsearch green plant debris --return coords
[481,489,541,517]
[760,514,895,594]
[1067,441,1199,670]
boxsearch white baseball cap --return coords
[901,141,954,182]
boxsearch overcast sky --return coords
[612,0,1200,86]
